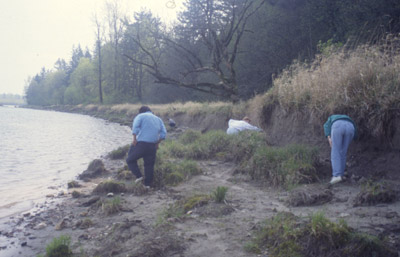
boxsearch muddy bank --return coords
[28,104,231,133]
[260,105,400,181]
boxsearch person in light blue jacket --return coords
[126,106,167,187]
[323,114,357,184]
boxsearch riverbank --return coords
[2,103,400,256]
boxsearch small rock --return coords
[81,196,100,207]
[107,192,114,197]
[55,218,68,231]
[34,222,47,230]
[339,213,350,218]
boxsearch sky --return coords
[0,0,184,95]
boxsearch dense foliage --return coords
[25,0,400,105]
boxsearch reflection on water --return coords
[0,106,131,219]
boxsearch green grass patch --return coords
[154,159,202,187]
[38,235,73,257]
[101,196,122,216]
[159,130,320,188]
[248,144,319,188]
[212,186,228,203]
[245,211,396,257]
[108,144,130,160]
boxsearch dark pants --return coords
[126,142,157,186]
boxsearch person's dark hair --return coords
[139,106,151,113]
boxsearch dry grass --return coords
[268,35,400,139]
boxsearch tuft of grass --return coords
[212,186,228,203]
[354,180,396,206]
[67,180,81,189]
[154,158,202,187]
[93,180,127,194]
[159,194,211,224]
[185,130,231,159]
[178,129,202,144]
[108,144,130,160]
[101,196,122,216]
[248,144,319,188]
[71,190,81,198]
[40,235,73,257]
[245,211,396,257]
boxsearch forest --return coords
[24,0,400,105]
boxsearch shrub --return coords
[43,235,73,257]
[212,186,228,203]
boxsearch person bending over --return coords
[323,114,357,185]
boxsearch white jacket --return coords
[226,119,262,134]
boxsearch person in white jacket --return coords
[226,116,262,134]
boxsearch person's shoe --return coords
[135,177,143,184]
[330,176,343,184]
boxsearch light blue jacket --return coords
[132,111,167,143]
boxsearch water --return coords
[0,106,131,219]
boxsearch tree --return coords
[125,0,267,101]
[93,13,105,104]
[64,58,96,104]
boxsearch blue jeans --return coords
[126,142,157,186]
[331,120,355,177]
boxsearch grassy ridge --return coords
[160,130,319,189]
[262,36,400,140]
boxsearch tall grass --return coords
[269,35,400,139]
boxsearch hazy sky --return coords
[0,0,184,95]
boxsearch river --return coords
[0,106,131,220]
